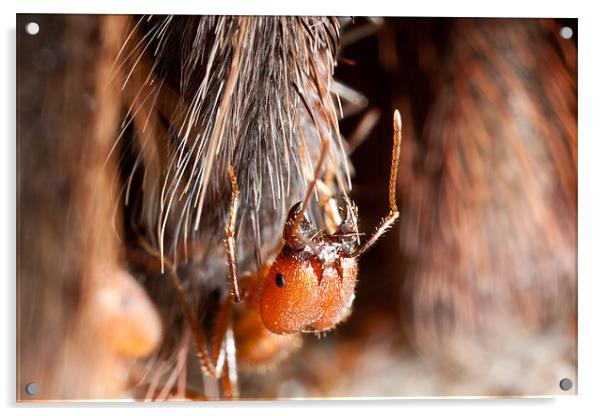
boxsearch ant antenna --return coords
[288,130,330,253]
[352,110,402,258]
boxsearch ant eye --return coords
[275,273,285,288]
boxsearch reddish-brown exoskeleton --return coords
[154,110,402,399]
[258,111,401,335]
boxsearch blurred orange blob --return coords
[93,268,162,358]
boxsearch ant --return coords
[140,110,402,399]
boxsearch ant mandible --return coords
[151,110,401,399]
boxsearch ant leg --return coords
[221,326,239,399]
[211,298,231,385]
[212,297,239,399]
[135,237,224,379]
[224,166,242,303]
[352,110,402,258]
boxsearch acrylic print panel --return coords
[16,14,577,401]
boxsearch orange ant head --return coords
[260,202,359,334]
[260,110,402,335]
